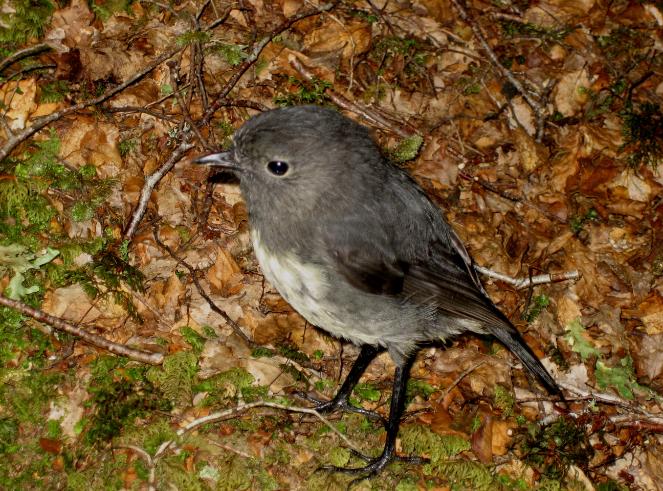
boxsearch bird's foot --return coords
[294,390,386,424]
[318,448,428,486]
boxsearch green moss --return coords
[180,326,206,354]
[354,382,381,402]
[66,452,128,490]
[406,378,436,401]
[194,367,257,406]
[252,346,276,358]
[84,357,172,445]
[390,134,423,163]
[328,447,351,466]
[500,20,573,45]
[494,385,515,417]
[213,43,248,66]
[89,0,136,22]
[146,351,198,408]
[524,294,550,323]
[518,416,589,480]
[274,76,332,107]
[620,102,663,170]
[0,0,54,45]
[400,425,470,463]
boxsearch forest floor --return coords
[1,0,663,489]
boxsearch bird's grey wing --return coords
[323,217,560,394]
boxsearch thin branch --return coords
[0,45,183,161]
[0,295,164,364]
[124,138,195,240]
[202,2,336,125]
[436,360,487,403]
[167,60,210,150]
[289,56,415,138]
[450,0,546,141]
[0,43,51,74]
[152,225,254,346]
[104,105,181,123]
[474,265,581,289]
[153,400,362,461]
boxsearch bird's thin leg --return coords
[319,354,427,480]
[297,344,384,422]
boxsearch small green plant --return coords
[0,0,54,45]
[500,20,573,45]
[570,208,599,234]
[519,416,590,480]
[494,385,515,417]
[118,138,137,157]
[620,102,663,170]
[274,76,332,107]
[564,319,601,361]
[524,294,550,322]
[595,356,651,400]
[213,43,248,66]
[89,0,136,21]
[39,80,69,103]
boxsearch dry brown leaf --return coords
[471,413,494,464]
[513,127,546,173]
[491,420,514,456]
[152,272,186,315]
[303,20,371,62]
[48,0,95,48]
[553,68,591,117]
[207,247,244,297]
[280,0,304,18]
[638,293,663,335]
[0,79,37,131]
[556,293,583,329]
[509,97,536,138]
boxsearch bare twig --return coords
[450,0,546,141]
[0,45,183,161]
[167,61,210,150]
[0,43,51,74]
[124,138,195,240]
[153,400,362,460]
[436,360,487,403]
[0,295,164,364]
[289,56,415,138]
[152,226,254,346]
[474,265,581,289]
[202,3,336,125]
[104,105,181,123]
[124,398,362,490]
[104,106,180,124]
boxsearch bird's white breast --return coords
[250,229,340,329]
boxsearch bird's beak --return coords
[194,150,243,173]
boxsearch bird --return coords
[195,105,560,478]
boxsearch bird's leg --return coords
[297,344,385,422]
[319,354,427,480]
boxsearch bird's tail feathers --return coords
[486,319,561,396]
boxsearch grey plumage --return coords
[196,105,560,476]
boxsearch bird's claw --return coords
[294,390,386,425]
[316,448,429,488]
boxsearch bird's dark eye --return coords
[267,160,289,176]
